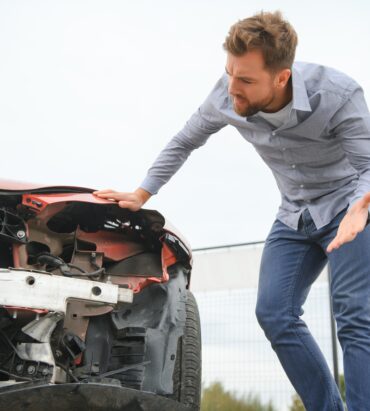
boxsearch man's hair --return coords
[223,11,298,71]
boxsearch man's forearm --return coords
[140,76,228,195]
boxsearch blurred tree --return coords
[201,381,276,411]
[289,374,347,411]
[288,394,305,411]
[339,374,346,405]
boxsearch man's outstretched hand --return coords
[93,188,152,211]
[327,192,370,253]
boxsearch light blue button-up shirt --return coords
[140,62,370,230]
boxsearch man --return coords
[95,11,370,411]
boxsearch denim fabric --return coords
[256,208,370,411]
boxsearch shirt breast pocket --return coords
[288,140,344,166]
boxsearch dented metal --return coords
[0,180,197,410]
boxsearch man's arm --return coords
[326,86,370,252]
[94,76,228,208]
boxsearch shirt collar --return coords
[291,65,312,112]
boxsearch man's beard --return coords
[233,103,264,117]
[232,93,276,117]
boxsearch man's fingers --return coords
[327,237,345,253]
[94,192,130,201]
[94,192,118,197]
[362,192,370,207]
[327,238,339,253]
[92,190,143,211]
[118,200,140,211]
[93,189,116,195]
[118,200,131,208]
[327,231,358,252]
[327,198,370,253]
[355,192,370,210]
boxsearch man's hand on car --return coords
[93,188,152,211]
[327,192,370,253]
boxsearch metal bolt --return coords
[16,364,23,373]
[27,365,36,375]
[41,368,49,376]
[17,230,26,239]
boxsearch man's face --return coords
[225,50,279,117]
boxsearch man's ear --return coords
[275,68,291,89]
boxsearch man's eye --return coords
[241,79,252,84]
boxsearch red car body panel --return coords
[0,180,191,294]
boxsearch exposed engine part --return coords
[36,252,105,278]
[0,188,196,407]
[22,312,64,343]
[53,366,67,383]
[61,333,86,360]
[0,359,53,382]
[17,312,63,382]
[17,344,54,368]
[0,208,27,244]
[0,312,62,383]
[70,250,104,277]
[63,300,113,342]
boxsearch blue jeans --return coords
[256,208,370,411]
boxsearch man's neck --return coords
[263,78,293,113]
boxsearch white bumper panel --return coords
[0,269,133,312]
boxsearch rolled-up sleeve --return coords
[140,77,228,194]
[330,87,370,208]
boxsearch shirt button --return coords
[291,164,296,169]
[282,147,286,151]
[272,131,276,136]
[300,184,304,188]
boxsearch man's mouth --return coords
[233,95,247,105]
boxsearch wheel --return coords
[171,290,202,410]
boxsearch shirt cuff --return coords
[139,176,165,195]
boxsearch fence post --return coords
[328,267,339,386]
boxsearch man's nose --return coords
[228,77,238,96]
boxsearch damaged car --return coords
[0,180,201,411]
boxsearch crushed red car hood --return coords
[0,179,94,193]
[0,179,192,260]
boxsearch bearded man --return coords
[95,11,370,411]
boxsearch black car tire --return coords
[171,290,202,410]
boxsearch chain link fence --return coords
[192,244,342,411]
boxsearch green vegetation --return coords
[288,394,306,411]
[201,381,276,411]
[200,375,347,411]
[289,374,346,411]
